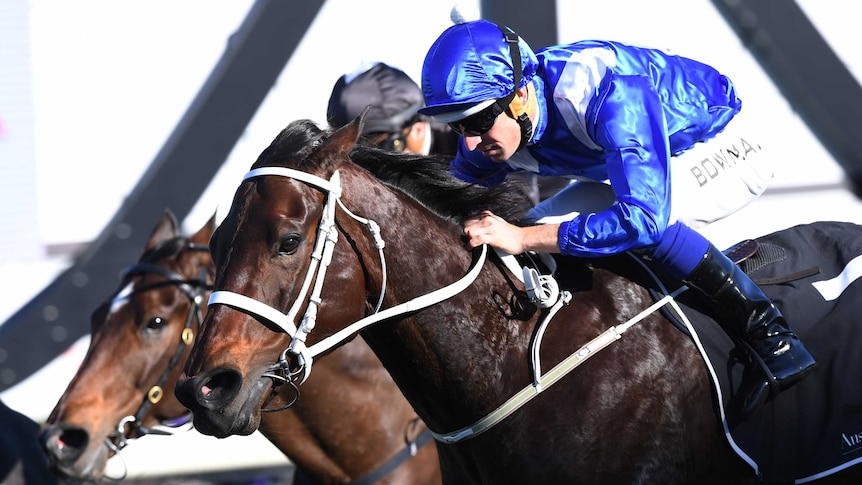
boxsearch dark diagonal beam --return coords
[0,0,325,392]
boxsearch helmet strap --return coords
[497,24,532,150]
[506,89,534,151]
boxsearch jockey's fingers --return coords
[465,210,493,225]
[479,210,501,222]
[471,211,508,226]
[464,218,492,234]
[462,232,483,250]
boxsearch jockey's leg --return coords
[649,222,816,416]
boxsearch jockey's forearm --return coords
[520,224,561,254]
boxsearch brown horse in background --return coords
[40,209,440,485]
[175,117,862,484]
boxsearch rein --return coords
[346,423,433,485]
[292,419,434,485]
[106,243,210,458]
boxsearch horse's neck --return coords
[346,184,533,434]
[258,409,351,483]
[259,337,416,482]
[350,183,661,437]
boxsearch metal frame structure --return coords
[1,0,860,393]
[0,0,326,392]
[712,0,862,191]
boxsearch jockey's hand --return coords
[463,211,561,254]
[464,211,524,253]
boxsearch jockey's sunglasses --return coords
[448,92,515,136]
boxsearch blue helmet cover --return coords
[419,19,537,119]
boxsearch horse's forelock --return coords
[251,119,333,171]
[250,118,367,176]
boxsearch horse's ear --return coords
[146,209,180,250]
[316,107,367,169]
[190,212,217,246]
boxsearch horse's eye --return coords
[278,235,301,255]
[145,316,167,331]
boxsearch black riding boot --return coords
[682,244,816,416]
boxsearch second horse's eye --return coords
[278,235,301,255]
[145,316,166,331]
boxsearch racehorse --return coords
[175,116,862,484]
[41,209,441,485]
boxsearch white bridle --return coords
[207,167,487,384]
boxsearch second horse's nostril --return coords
[41,426,89,463]
[59,428,88,450]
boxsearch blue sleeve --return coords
[448,138,508,186]
[558,74,671,256]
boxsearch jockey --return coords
[326,61,567,203]
[418,19,815,416]
[327,62,458,156]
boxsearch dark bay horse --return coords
[41,210,440,485]
[175,117,862,484]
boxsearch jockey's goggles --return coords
[447,91,515,136]
[376,131,408,152]
[368,113,422,152]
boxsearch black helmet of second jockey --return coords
[418,19,538,149]
[327,62,425,152]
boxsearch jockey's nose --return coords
[463,134,483,152]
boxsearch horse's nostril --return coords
[41,426,89,463]
[58,428,88,450]
[176,367,244,411]
[201,368,242,404]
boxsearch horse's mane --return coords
[253,119,533,224]
[349,147,533,223]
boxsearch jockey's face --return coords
[454,86,531,163]
[460,110,521,162]
[404,121,431,155]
